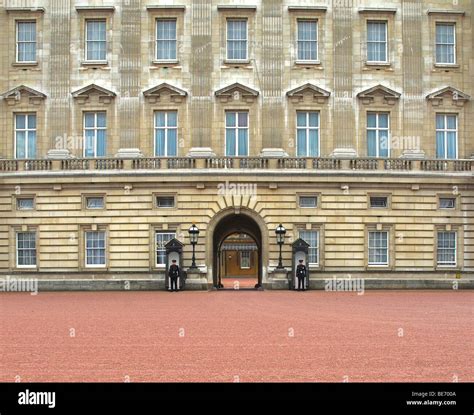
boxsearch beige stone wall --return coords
[0,0,472,158]
[0,1,473,283]
[0,172,472,279]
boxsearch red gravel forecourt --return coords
[1,290,472,382]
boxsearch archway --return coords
[219,232,259,288]
[207,209,267,289]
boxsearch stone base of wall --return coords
[0,273,473,291]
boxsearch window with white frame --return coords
[439,197,456,209]
[86,196,105,209]
[15,113,36,159]
[226,19,247,61]
[16,21,36,62]
[367,112,389,157]
[16,231,36,267]
[299,230,319,265]
[297,111,319,157]
[436,114,457,159]
[84,112,107,158]
[367,21,387,63]
[225,111,248,156]
[85,231,106,267]
[368,231,389,265]
[17,197,35,210]
[155,231,176,266]
[156,19,177,61]
[299,196,317,208]
[240,251,251,269]
[85,20,107,61]
[436,23,456,64]
[154,111,177,157]
[437,231,456,266]
[156,196,175,208]
[297,20,318,62]
[369,196,388,208]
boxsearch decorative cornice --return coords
[72,84,116,104]
[215,83,259,103]
[426,86,470,107]
[1,85,46,105]
[357,85,401,105]
[146,5,186,11]
[288,6,327,12]
[5,7,45,13]
[217,5,257,11]
[143,83,188,103]
[358,7,397,14]
[75,6,115,12]
[286,83,331,103]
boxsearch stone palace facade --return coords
[0,0,473,290]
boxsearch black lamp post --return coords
[188,224,199,269]
[275,223,286,269]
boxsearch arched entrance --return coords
[208,209,267,289]
[218,232,259,288]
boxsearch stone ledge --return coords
[1,278,471,291]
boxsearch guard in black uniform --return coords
[296,259,307,291]
[168,259,180,292]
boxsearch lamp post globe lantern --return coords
[188,224,199,268]
[275,223,286,269]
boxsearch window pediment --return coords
[143,83,187,103]
[72,84,116,104]
[286,83,331,104]
[1,85,46,105]
[215,83,259,103]
[357,84,401,105]
[426,86,470,107]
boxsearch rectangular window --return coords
[299,196,317,208]
[439,197,456,209]
[436,23,455,64]
[436,114,457,159]
[225,111,248,156]
[155,231,176,266]
[299,230,319,265]
[367,112,389,157]
[437,231,456,266]
[85,231,106,267]
[227,19,247,61]
[16,231,36,267]
[367,21,387,63]
[240,251,251,269]
[297,20,318,62]
[85,20,106,61]
[156,19,177,61]
[86,197,105,209]
[370,196,388,208]
[17,197,35,210]
[296,111,319,157]
[156,196,175,208]
[15,113,36,159]
[368,231,389,265]
[154,111,177,157]
[16,21,36,62]
[84,112,107,158]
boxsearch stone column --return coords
[331,2,356,157]
[118,0,142,152]
[190,0,213,149]
[47,0,71,155]
[260,0,284,151]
